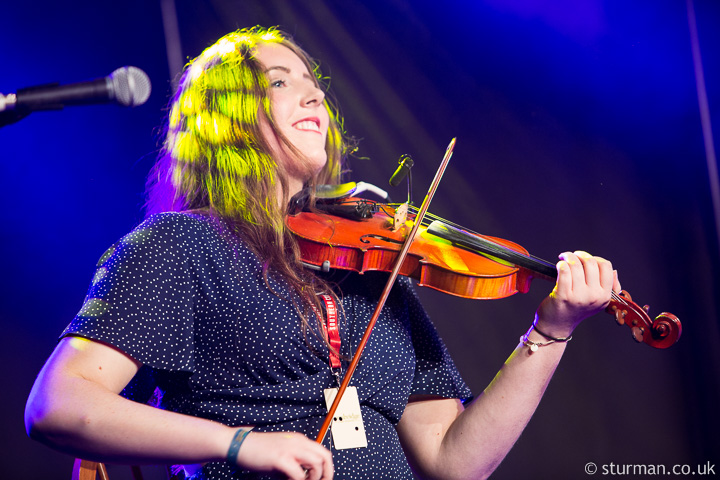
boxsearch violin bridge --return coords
[392,203,409,232]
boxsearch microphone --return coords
[0,66,151,114]
[388,154,414,187]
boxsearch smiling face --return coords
[255,42,330,196]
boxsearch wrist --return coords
[520,321,573,353]
[226,427,252,467]
[215,426,239,463]
[533,315,574,339]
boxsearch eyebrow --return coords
[265,66,314,82]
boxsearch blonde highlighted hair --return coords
[146,26,350,340]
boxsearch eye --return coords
[270,79,286,88]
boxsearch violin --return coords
[288,194,682,350]
[299,139,680,445]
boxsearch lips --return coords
[292,117,321,133]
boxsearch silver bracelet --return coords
[520,324,572,353]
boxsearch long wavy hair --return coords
[146,27,349,343]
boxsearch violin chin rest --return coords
[317,182,390,202]
[316,182,359,200]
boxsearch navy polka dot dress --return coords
[63,212,472,479]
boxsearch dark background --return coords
[2,1,719,478]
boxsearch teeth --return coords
[294,121,320,132]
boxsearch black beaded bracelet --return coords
[226,428,252,465]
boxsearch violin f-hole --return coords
[359,234,404,245]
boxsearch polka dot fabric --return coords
[63,212,472,479]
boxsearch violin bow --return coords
[315,138,457,444]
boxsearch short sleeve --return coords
[62,213,197,372]
[400,278,474,403]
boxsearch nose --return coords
[302,83,325,107]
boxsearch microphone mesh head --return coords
[109,66,151,107]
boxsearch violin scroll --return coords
[606,290,682,349]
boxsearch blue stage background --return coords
[2,1,718,478]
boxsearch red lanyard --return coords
[318,294,341,369]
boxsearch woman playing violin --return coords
[25,27,620,480]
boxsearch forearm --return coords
[400,252,616,479]
[401,328,568,480]
[439,333,566,479]
[434,252,615,478]
[26,373,235,465]
[27,337,333,479]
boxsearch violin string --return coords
[611,291,628,306]
[398,202,629,307]
[399,204,555,269]
[349,200,627,306]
